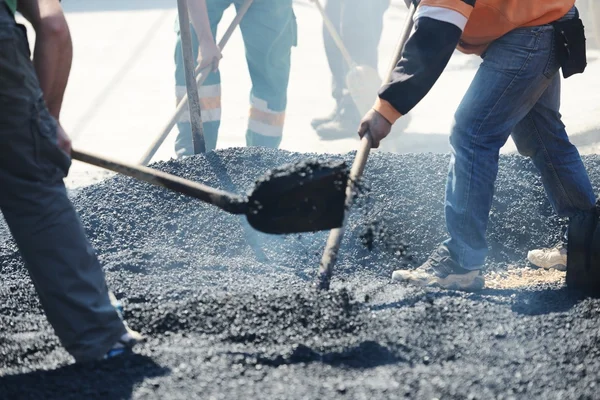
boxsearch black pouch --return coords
[552,16,587,79]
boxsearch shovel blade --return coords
[246,160,349,234]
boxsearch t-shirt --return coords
[4,0,17,14]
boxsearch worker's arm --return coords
[17,0,72,154]
[18,0,72,121]
[359,0,476,147]
[187,0,222,71]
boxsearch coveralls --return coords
[174,0,297,156]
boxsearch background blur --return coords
[16,0,600,187]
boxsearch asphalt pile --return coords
[1,147,600,399]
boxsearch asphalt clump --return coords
[1,147,600,399]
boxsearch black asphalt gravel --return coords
[1,148,600,399]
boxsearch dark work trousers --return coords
[323,0,390,103]
[0,4,126,362]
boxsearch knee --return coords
[449,118,475,153]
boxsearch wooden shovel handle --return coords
[72,149,247,215]
[317,3,417,290]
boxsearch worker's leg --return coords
[0,17,126,362]
[239,0,296,148]
[442,26,569,270]
[512,76,595,218]
[341,0,388,70]
[174,1,230,155]
[311,0,343,129]
[316,0,394,139]
[513,76,595,270]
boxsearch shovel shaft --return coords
[317,3,417,290]
[72,149,247,215]
[317,134,372,289]
[138,0,254,166]
[177,0,206,155]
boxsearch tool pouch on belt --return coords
[566,200,600,294]
[552,14,587,79]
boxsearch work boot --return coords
[315,95,362,140]
[392,245,485,291]
[527,242,567,271]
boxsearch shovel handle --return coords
[72,149,247,215]
[138,0,255,166]
[316,134,372,289]
[317,3,417,290]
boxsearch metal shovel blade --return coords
[246,160,349,234]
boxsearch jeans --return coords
[444,8,596,269]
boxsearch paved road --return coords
[17,0,600,187]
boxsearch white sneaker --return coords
[527,243,567,271]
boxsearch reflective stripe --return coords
[175,85,221,123]
[248,120,284,137]
[249,108,285,127]
[248,95,285,137]
[415,5,469,30]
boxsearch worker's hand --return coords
[197,39,222,73]
[357,109,392,148]
[56,122,72,155]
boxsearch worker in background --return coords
[1,0,143,362]
[311,0,410,140]
[359,0,594,290]
[174,0,297,156]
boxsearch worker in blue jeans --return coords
[174,0,297,156]
[360,1,595,291]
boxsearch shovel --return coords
[310,0,382,116]
[71,149,349,235]
[316,1,417,290]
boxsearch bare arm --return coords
[186,0,221,71]
[18,0,72,121]
[187,0,213,43]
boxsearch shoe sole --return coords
[536,264,567,272]
[526,255,567,271]
[392,270,485,292]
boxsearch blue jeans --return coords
[444,11,596,269]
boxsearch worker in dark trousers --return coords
[312,0,397,140]
[174,0,297,157]
[1,0,142,362]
